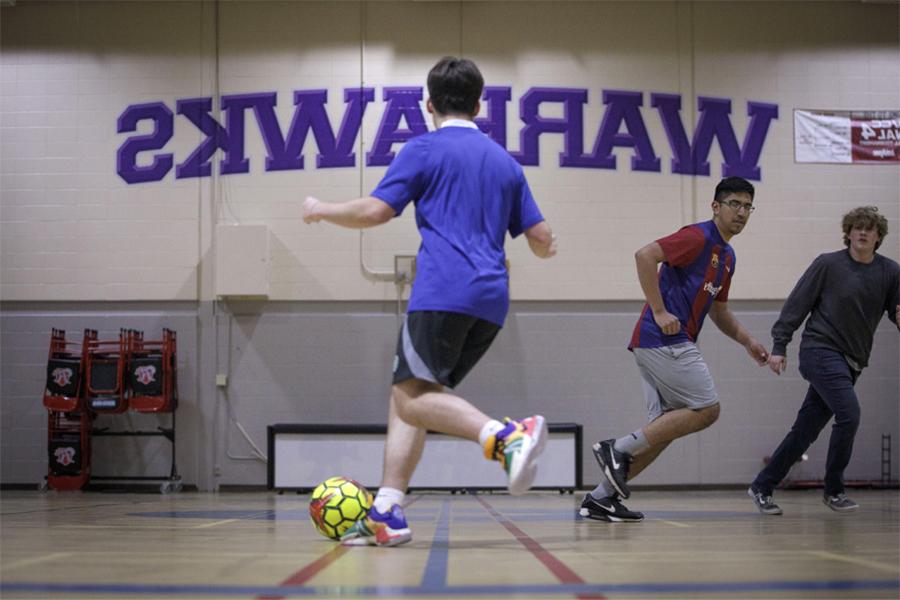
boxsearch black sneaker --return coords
[747,486,783,515]
[579,493,644,522]
[592,439,631,498]
[823,493,859,512]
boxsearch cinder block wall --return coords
[1,1,897,490]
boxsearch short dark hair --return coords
[714,176,755,203]
[842,205,888,250]
[427,56,484,117]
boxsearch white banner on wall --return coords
[794,109,900,164]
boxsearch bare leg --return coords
[392,378,491,442]
[379,378,493,492]
[624,404,719,482]
[380,391,427,491]
[628,442,670,480]
[642,404,720,446]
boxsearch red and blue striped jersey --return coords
[629,220,735,350]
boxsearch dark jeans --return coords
[753,346,860,497]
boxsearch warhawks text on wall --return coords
[116,86,778,185]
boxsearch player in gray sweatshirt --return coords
[748,206,899,515]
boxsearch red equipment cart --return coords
[128,328,178,413]
[43,328,86,412]
[83,329,129,413]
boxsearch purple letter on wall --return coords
[652,93,778,180]
[367,88,429,167]
[475,87,512,149]
[175,97,235,179]
[570,90,660,172]
[513,87,587,166]
[220,92,280,174]
[116,102,174,184]
[274,88,373,170]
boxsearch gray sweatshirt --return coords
[771,249,900,369]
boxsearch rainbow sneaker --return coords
[483,415,548,495]
[340,504,411,547]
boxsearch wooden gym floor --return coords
[1,489,898,599]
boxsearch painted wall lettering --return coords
[116,85,778,184]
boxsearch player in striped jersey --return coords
[581,176,769,522]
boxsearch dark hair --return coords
[714,176,755,203]
[427,56,484,117]
[842,205,888,250]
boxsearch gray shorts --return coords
[632,342,718,422]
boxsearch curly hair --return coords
[842,206,888,250]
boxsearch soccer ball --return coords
[308,476,373,540]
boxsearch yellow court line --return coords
[191,518,240,529]
[658,520,692,528]
[2,552,73,571]
[806,550,900,575]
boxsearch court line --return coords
[256,544,350,600]
[1,502,137,516]
[187,509,274,529]
[191,518,240,529]
[657,520,692,528]
[419,499,452,590]
[806,550,900,575]
[56,525,192,530]
[1,552,73,571]
[252,494,427,600]
[3,578,898,597]
[474,495,607,600]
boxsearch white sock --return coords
[478,419,505,448]
[373,486,404,513]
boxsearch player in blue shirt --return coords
[582,177,769,522]
[302,57,557,546]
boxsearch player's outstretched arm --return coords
[303,195,395,229]
[708,300,768,366]
[635,242,680,335]
[524,221,558,258]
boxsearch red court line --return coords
[258,495,424,599]
[260,544,349,598]
[474,495,607,600]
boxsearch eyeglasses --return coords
[721,200,755,213]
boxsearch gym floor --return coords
[1,489,898,599]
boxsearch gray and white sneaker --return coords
[823,493,859,512]
[579,493,644,522]
[747,486,783,515]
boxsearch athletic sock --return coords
[478,419,505,447]
[614,429,649,457]
[373,486,404,514]
[589,479,617,500]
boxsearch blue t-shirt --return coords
[372,124,544,326]
[629,220,736,349]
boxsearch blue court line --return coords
[452,509,759,523]
[127,509,436,521]
[128,508,758,524]
[3,579,898,597]
[419,499,452,591]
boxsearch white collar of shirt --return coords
[439,119,479,129]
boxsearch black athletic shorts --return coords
[392,311,501,388]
